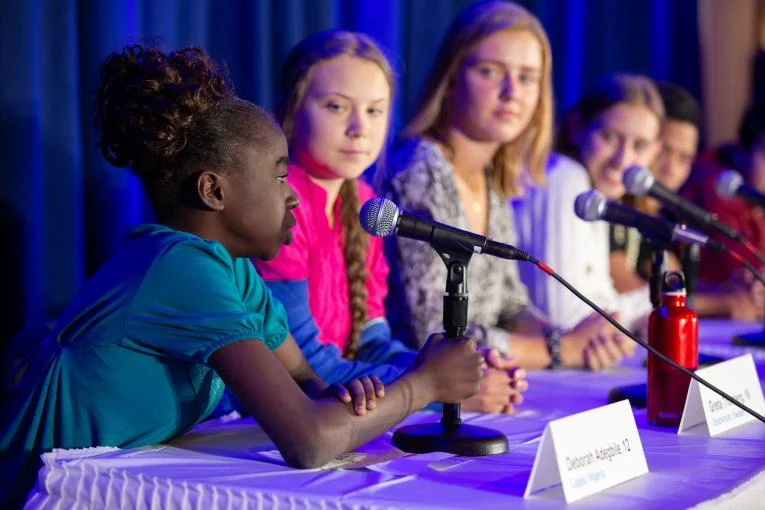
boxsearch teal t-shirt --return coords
[0,224,288,506]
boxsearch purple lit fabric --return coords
[25,320,765,509]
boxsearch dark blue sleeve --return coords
[356,319,416,368]
[265,280,409,385]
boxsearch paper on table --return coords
[365,452,462,476]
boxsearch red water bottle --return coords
[647,271,698,426]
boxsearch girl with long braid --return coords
[254,30,528,414]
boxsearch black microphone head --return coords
[359,197,399,237]
[622,165,654,195]
[574,189,607,221]
[715,170,743,199]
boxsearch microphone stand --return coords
[392,246,509,456]
[650,242,700,308]
[681,244,701,308]
[607,238,667,406]
[714,231,765,345]
[707,235,765,346]
[532,258,765,423]
[660,205,765,345]
[648,241,668,308]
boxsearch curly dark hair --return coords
[94,44,275,218]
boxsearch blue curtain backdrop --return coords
[0,0,699,349]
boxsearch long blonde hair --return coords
[275,30,394,360]
[403,0,553,197]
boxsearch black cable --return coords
[531,257,765,425]
[735,237,765,269]
[724,246,765,287]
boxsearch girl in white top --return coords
[514,74,664,332]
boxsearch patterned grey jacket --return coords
[380,137,529,356]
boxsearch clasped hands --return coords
[564,312,637,371]
[315,335,528,416]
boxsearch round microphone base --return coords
[392,422,509,456]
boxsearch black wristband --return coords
[543,324,563,370]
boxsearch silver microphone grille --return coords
[715,170,743,199]
[574,189,607,221]
[359,197,400,237]
[623,165,654,195]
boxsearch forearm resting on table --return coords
[296,371,434,466]
[210,339,433,469]
[500,311,553,369]
[505,334,551,369]
[508,329,601,370]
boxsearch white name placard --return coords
[679,354,765,436]
[524,400,648,503]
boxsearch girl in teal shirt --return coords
[0,44,484,508]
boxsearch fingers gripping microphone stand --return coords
[392,245,509,456]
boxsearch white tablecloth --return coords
[24,320,765,509]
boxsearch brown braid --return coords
[339,179,369,360]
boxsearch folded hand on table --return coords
[317,376,385,416]
[724,277,765,321]
[562,312,636,371]
[461,347,529,414]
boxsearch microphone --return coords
[574,189,724,250]
[360,200,765,425]
[359,197,531,261]
[623,165,740,240]
[715,170,765,207]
